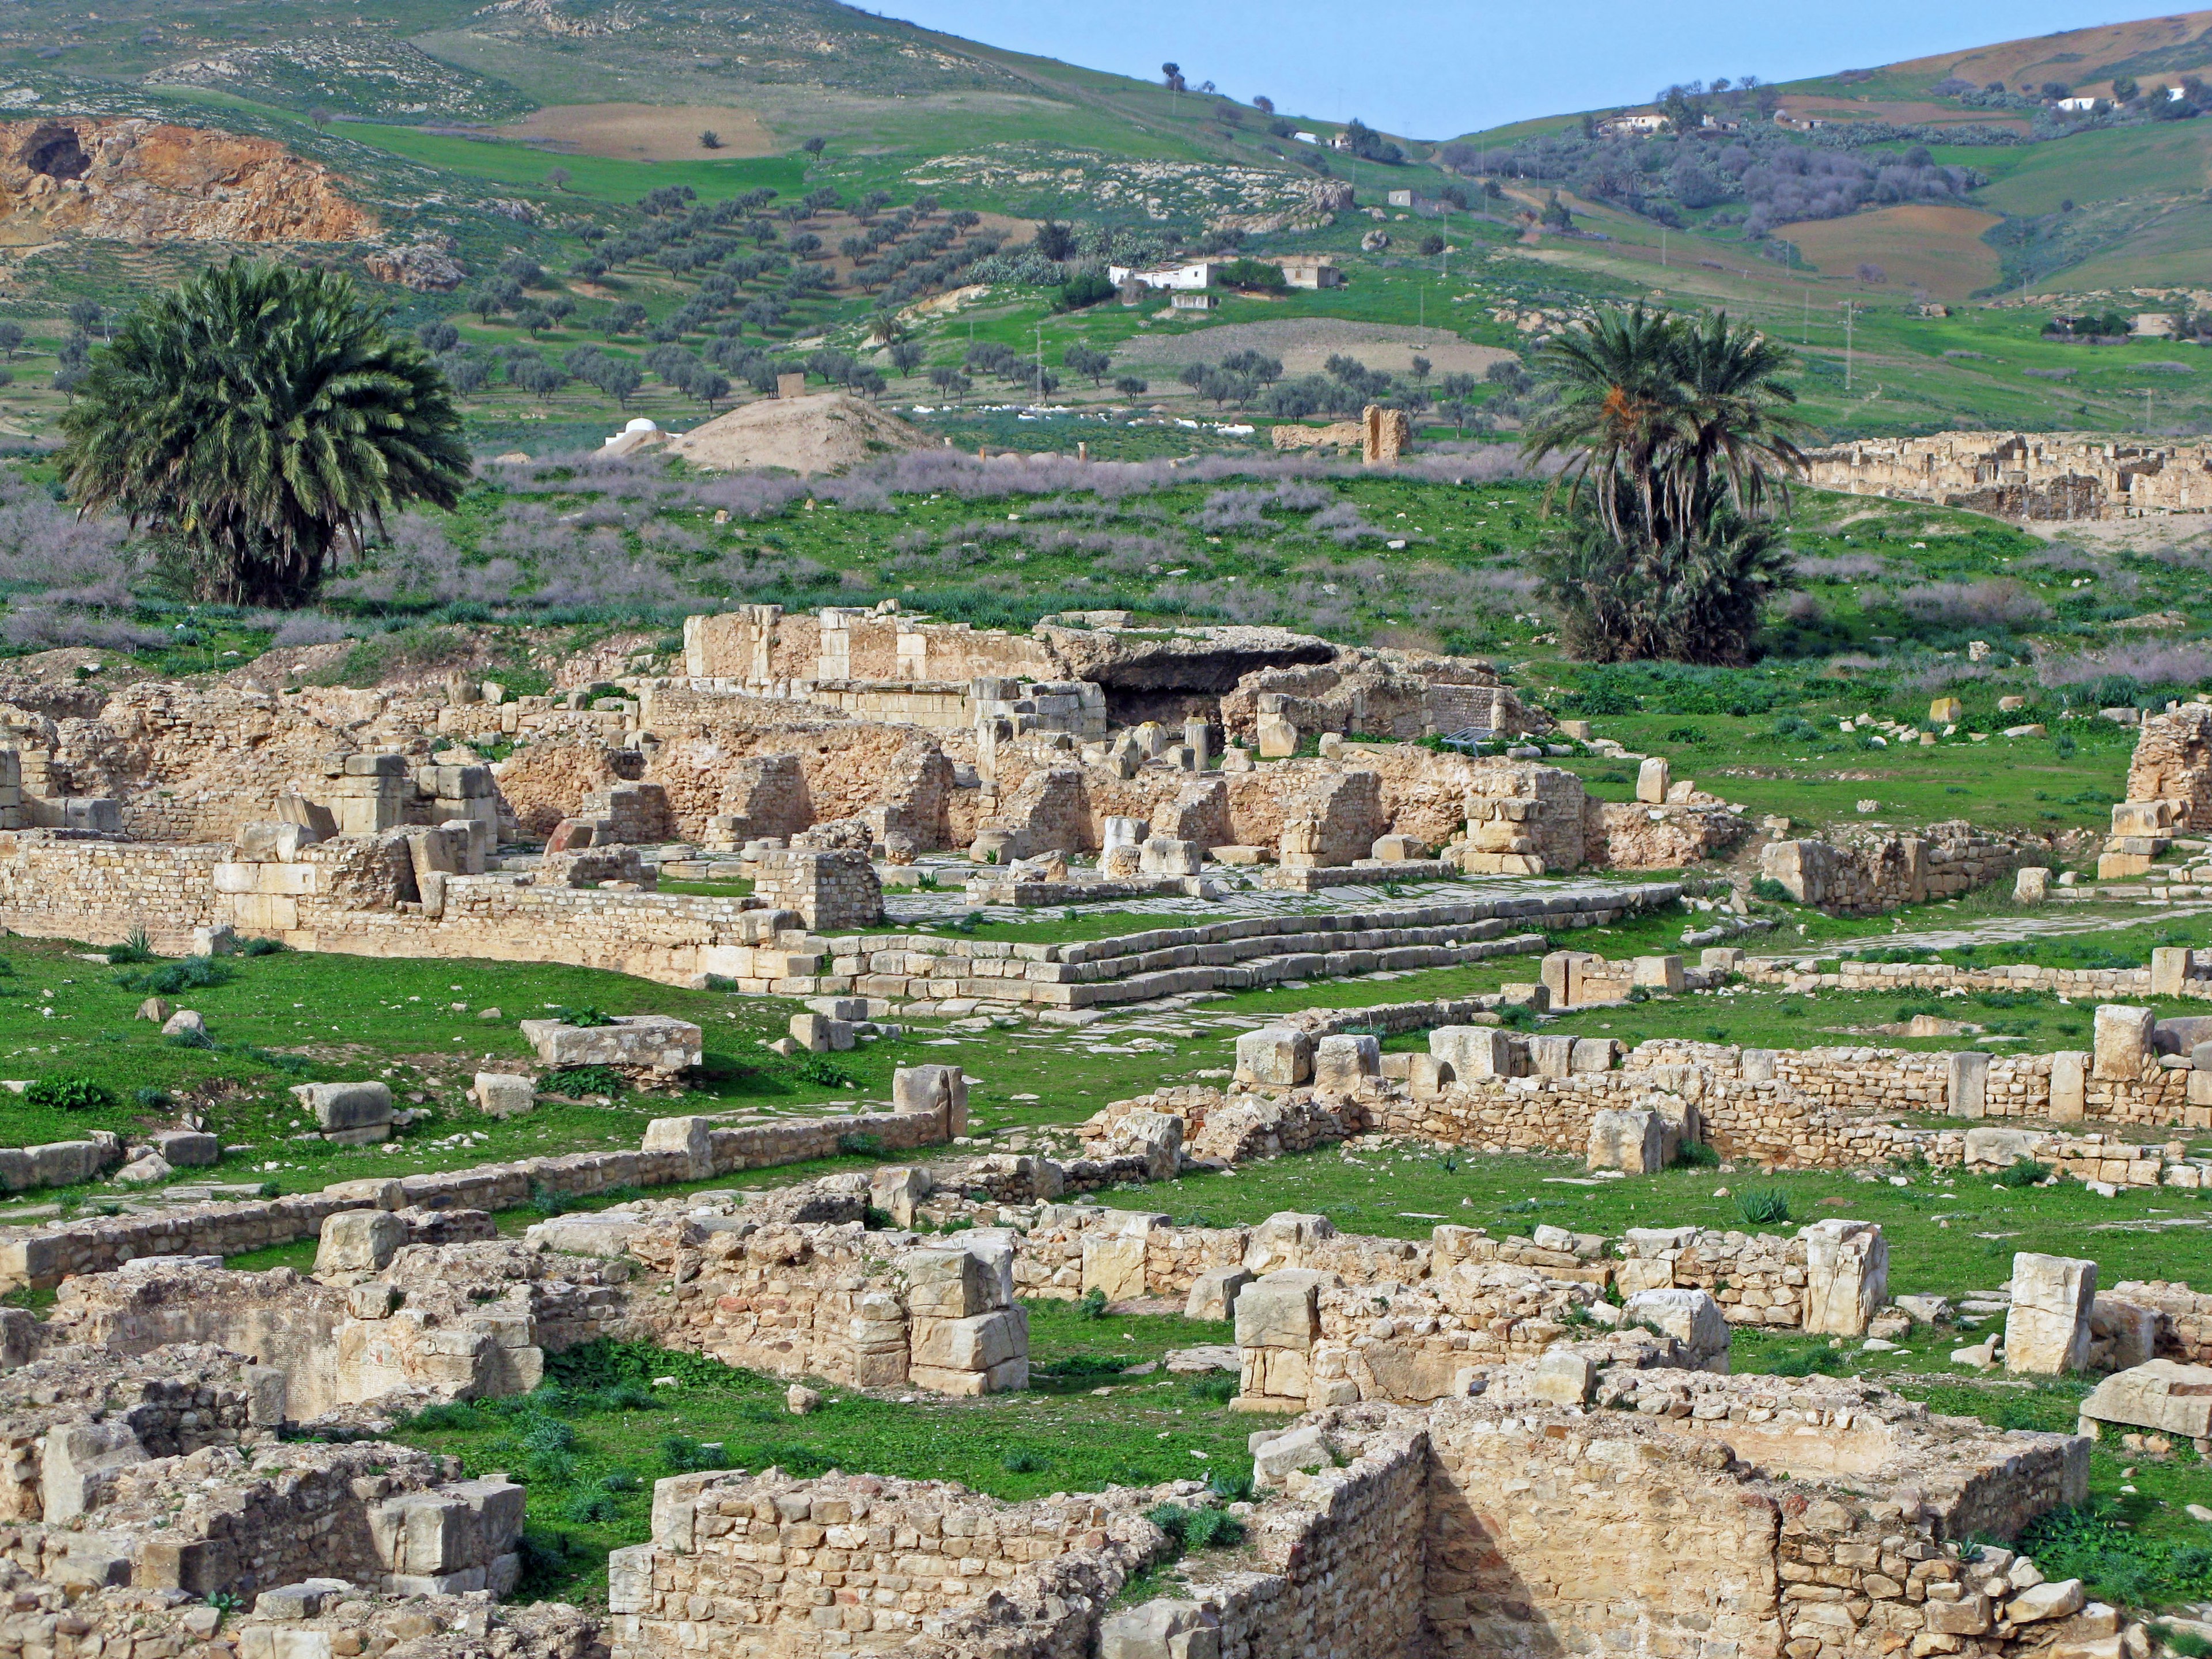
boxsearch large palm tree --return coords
[59,259,471,607]
[1521,304,1806,664]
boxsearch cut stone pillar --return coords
[1800,1219,1888,1337]
[2050,1051,2088,1122]
[2093,1006,2154,1082]
[1588,1108,1666,1174]
[2006,1252,2097,1375]
[1947,1050,1990,1119]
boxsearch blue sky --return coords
[872,1,2153,136]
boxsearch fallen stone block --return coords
[291,1081,393,1138]
[471,1073,536,1119]
[1185,1265,1253,1323]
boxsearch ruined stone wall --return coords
[646,719,950,844]
[2124,703,2212,829]
[608,1469,1156,1659]
[0,1100,955,1290]
[1804,430,2212,520]
[1202,1426,1430,1659]
[0,833,221,949]
[2109,1280,2212,1363]
[1760,823,2028,914]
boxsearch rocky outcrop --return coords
[0,118,375,244]
[363,239,466,291]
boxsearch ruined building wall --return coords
[2125,703,2212,829]
[608,1470,1155,1658]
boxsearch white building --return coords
[1108,258,1219,291]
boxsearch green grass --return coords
[1079,1143,2212,1296]
[389,1307,1247,1603]
[0,937,932,1203]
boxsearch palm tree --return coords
[59,259,469,607]
[1521,304,1806,664]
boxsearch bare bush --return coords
[1889,579,2050,628]
[2036,642,2212,688]
[1796,552,1888,580]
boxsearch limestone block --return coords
[471,1074,536,1119]
[1234,1028,1312,1086]
[520,1015,702,1076]
[2152,946,2195,998]
[910,1306,1027,1372]
[1701,946,1747,972]
[1408,1054,1450,1097]
[1929,696,1964,725]
[1589,1109,1666,1175]
[2099,851,2154,880]
[1245,1212,1336,1276]
[1622,1288,1730,1369]
[2006,1582,2085,1624]
[1948,1050,1991,1119]
[2093,1006,2156,1082]
[1111,1109,1184,1181]
[1570,1037,1621,1074]
[2080,1359,2212,1439]
[1631,955,1686,993]
[1081,1233,1149,1302]
[893,1064,968,1136]
[1431,1025,1512,1079]
[2016,866,2051,903]
[640,1116,712,1176]
[2090,1297,2158,1372]
[1964,1127,2044,1168]
[869,1165,933,1228]
[1636,756,1671,804]
[790,1012,832,1053]
[41,1420,147,1522]
[1312,1033,1380,1093]
[1372,834,1426,861]
[1235,1270,1327,1350]
[1800,1219,1889,1337]
[255,1581,354,1621]
[28,1139,109,1187]
[151,1129,219,1166]
[1256,714,1298,759]
[1101,816,1150,851]
[1186,1266,1253,1323]
[2051,1051,2088,1122]
[1527,1349,1596,1406]
[1100,1599,1217,1659]
[316,1209,407,1276]
[2007,1251,2097,1374]
[904,1246,1003,1317]
[1139,837,1202,877]
[1527,1033,1575,1080]
[1250,1423,1332,1484]
[291,1081,393,1134]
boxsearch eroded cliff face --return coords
[0,118,376,244]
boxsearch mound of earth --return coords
[0,119,375,245]
[1119,319,1518,378]
[667,392,934,475]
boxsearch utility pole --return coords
[1035,322,1044,406]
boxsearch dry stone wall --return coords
[1761,822,2031,914]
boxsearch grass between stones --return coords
[385,1303,1247,1607]
[1080,1143,2212,1294]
